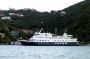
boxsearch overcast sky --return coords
[0,0,84,11]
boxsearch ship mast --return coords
[39,21,44,33]
[64,28,67,33]
[39,28,43,33]
[63,28,68,37]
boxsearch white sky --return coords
[0,0,84,11]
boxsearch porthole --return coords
[62,43,64,44]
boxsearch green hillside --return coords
[63,0,90,41]
[0,0,90,43]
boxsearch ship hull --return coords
[20,41,79,46]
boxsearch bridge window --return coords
[42,40,44,41]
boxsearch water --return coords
[0,45,90,59]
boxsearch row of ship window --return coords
[35,37,70,39]
[39,42,67,44]
[55,42,67,44]
[31,40,75,42]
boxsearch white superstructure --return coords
[29,29,78,43]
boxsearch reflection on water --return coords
[0,45,90,59]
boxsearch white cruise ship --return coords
[20,28,79,46]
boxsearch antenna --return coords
[41,21,43,24]
[55,27,57,35]
[41,21,43,28]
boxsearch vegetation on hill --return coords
[63,0,90,41]
[0,0,90,44]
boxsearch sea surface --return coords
[0,45,90,59]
